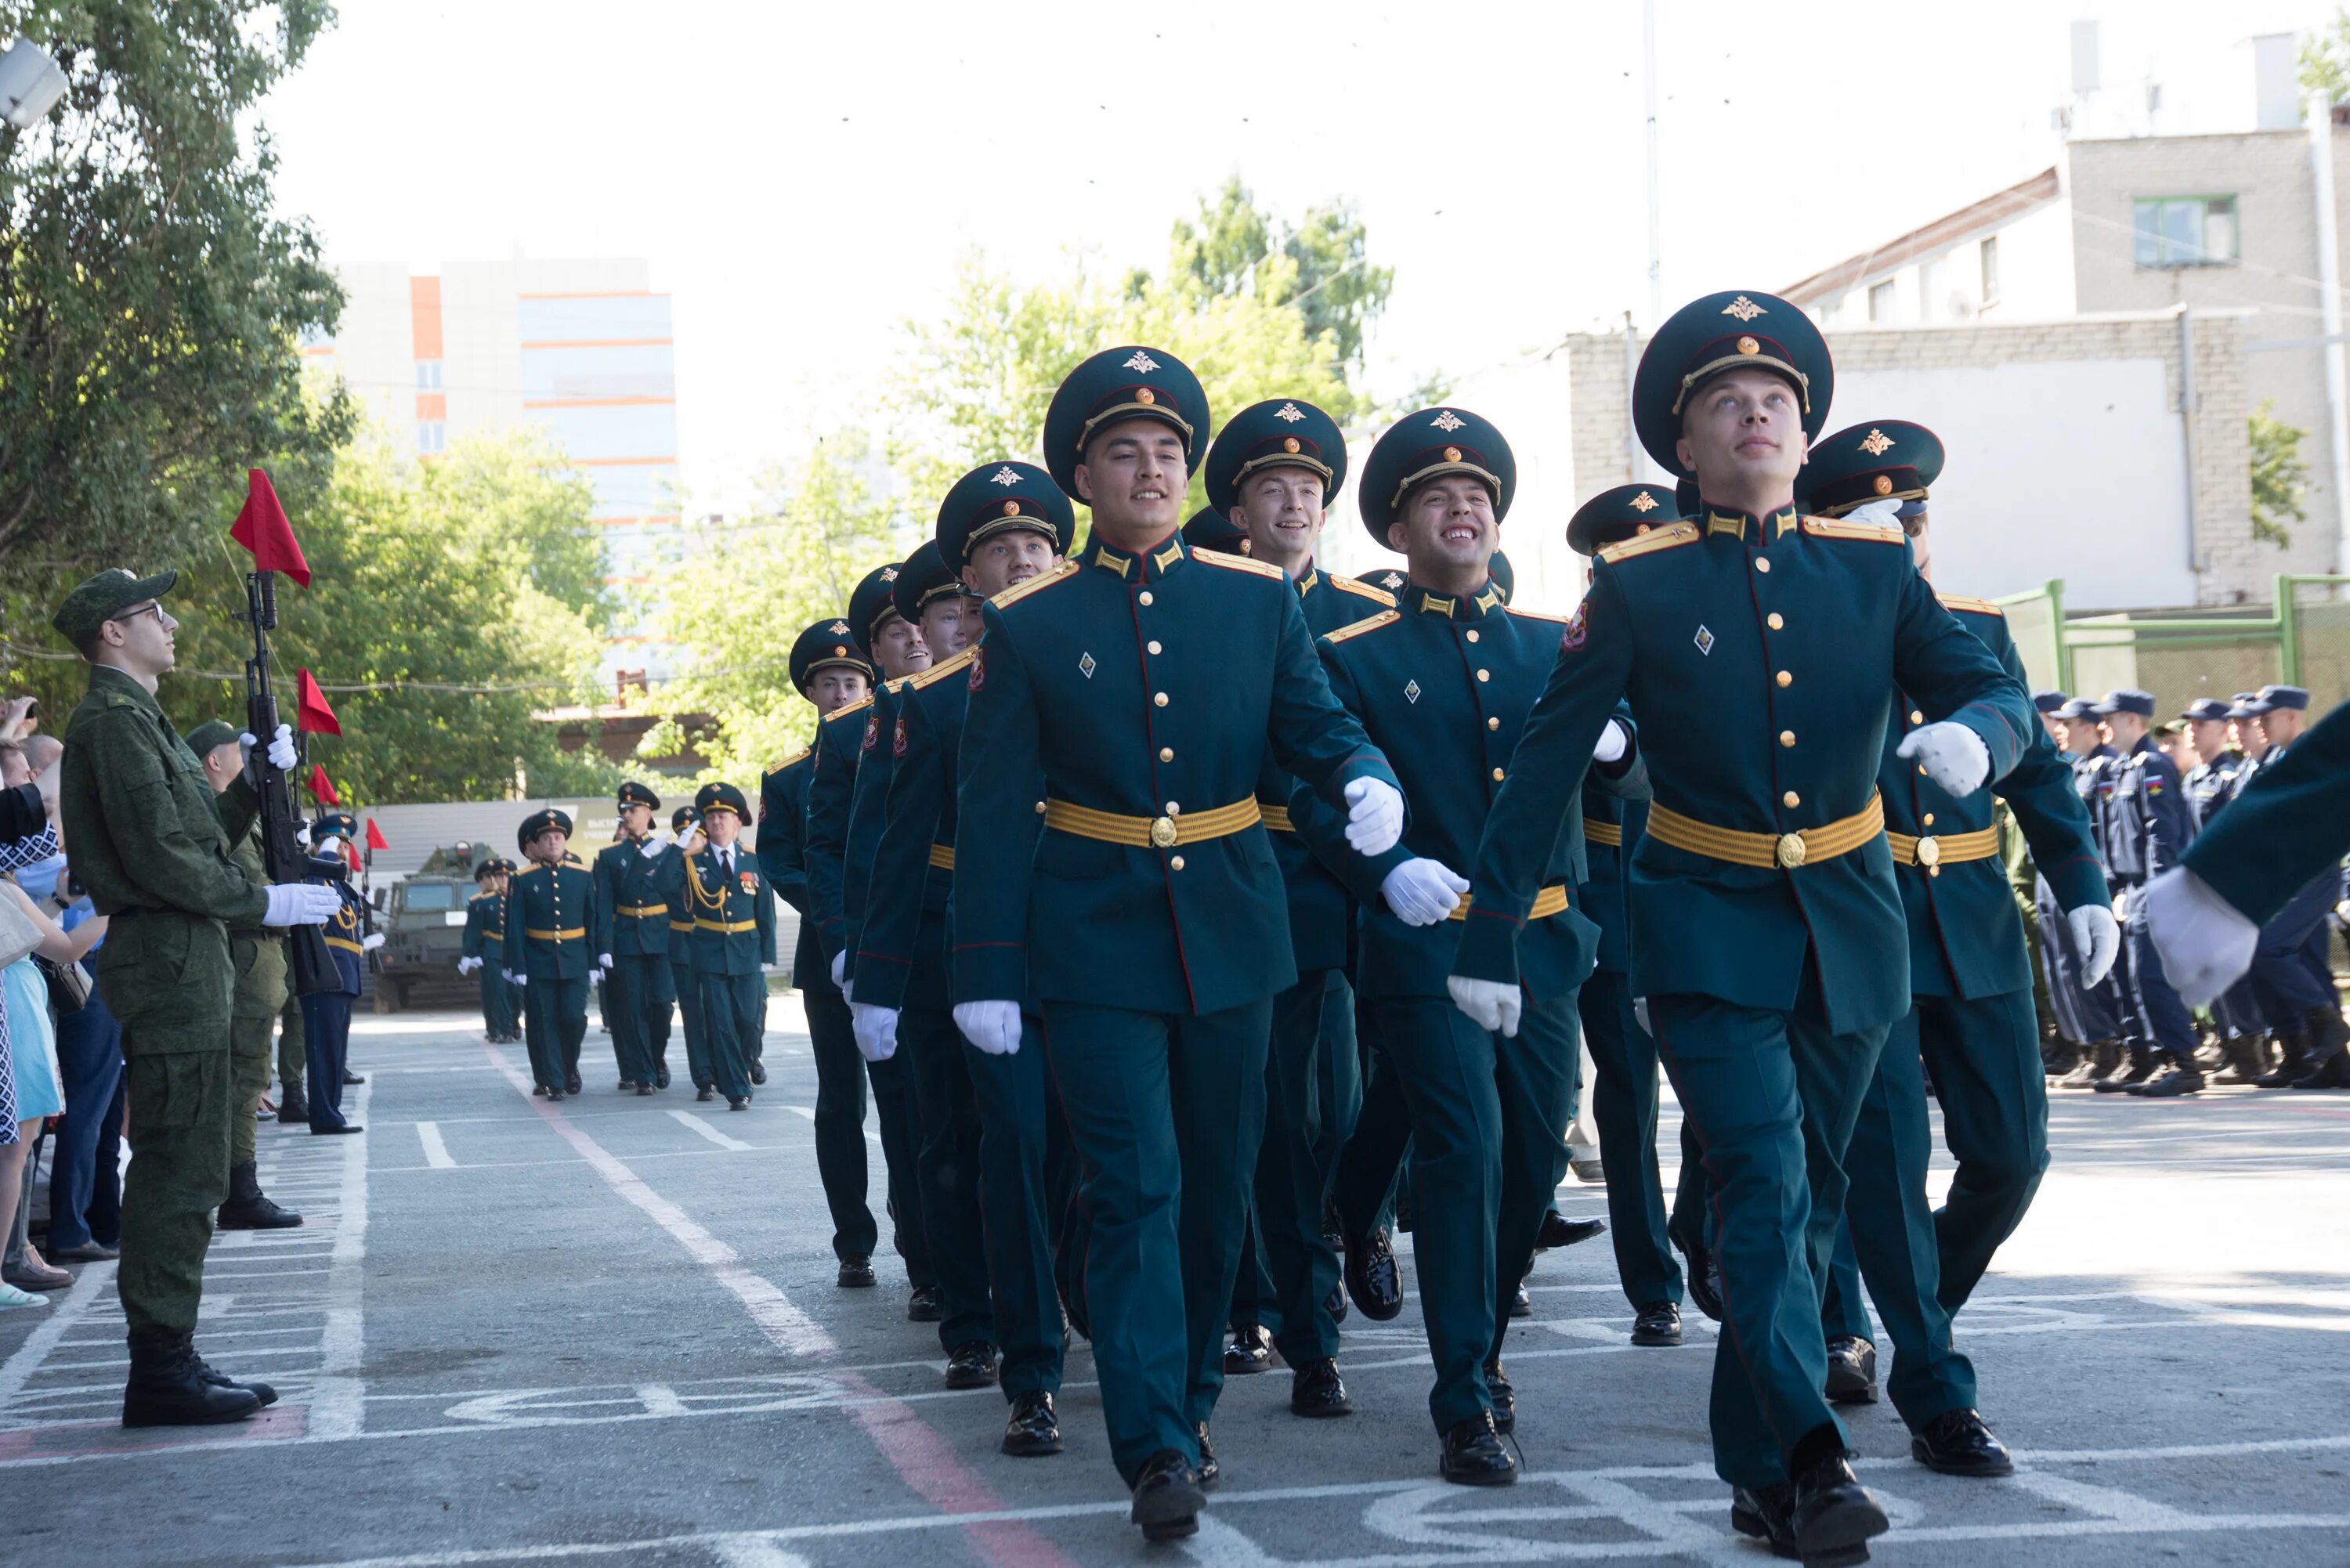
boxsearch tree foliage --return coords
[2248,398,2308,549]
[0,1,350,573]
[1168,176,1394,372]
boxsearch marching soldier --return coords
[805,562,938,1300]
[663,809,718,1099]
[459,859,521,1043]
[2226,687,2350,1086]
[2178,699,2267,1082]
[2089,691,2204,1097]
[668,782,776,1111]
[593,782,676,1093]
[1448,291,2037,1562]
[859,464,1078,1448]
[504,808,600,1100]
[759,624,886,1270]
[953,346,1403,1541]
[299,813,377,1134]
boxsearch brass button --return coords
[1139,590,1155,605]
[1487,716,1501,731]
[1779,730,1795,748]
[1148,640,1162,655]
[1783,790,1801,808]
[1159,747,1173,762]
[1918,764,1929,776]
[1767,612,1784,630]
[1476,669,1491,682]
[1910,708,1924,724]
[1466,629,1480,643]
[1169,854,1185,872]
[1154,692,1169,707]
[1775,670,1792,688]
[1755,557,1772,573]
[1034,801,1047,815]
[1922,811,1936,827]
[1491,767,1506,782]
[1165,801,1181,816]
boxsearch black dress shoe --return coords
[342,1070,364,1085]
[634,1082,654,1097]
[1325,1278,1349,1325]
[655,1065,672,1089]
[728,1097,750,1111]
[1223,1323,1273,1375]
[1129,1448,1205,1541]
[1322,1199,1346,1255]
[1483,1360,1515,1433]
[945,1340,1000,1390]
[1824,1335,1878,1404]
[545,1089,564,1102]
[1911,1407,2014,1476]
[1001,1389,1062,1456]
[1440,1412,1517,1486]
[1682,1238,1724,1322]
[1537,1210,1607,1249]
[1789,1451,1889,1566]
[1194,1422,1219,1488]
[1289,1357,1352,1418]
[1632,1300,1683,1346]
[1346,1228,1404,1321]
[566,1074,584,1094]
[696,1086,715,1102]
[750,1060,767,1086]
[618,1078,635,1092]
[838,1255,877,1288]
[309,1124,363,1135]
[1509,1281,1532,1318]
[1730,1483,1796,1558]
[907,1284,943,1322]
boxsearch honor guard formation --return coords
[28,291,2350,1567]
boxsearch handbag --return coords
[34,953,90,1014]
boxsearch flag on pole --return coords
[308,764,340,807]
[295,670,341,735]
[365,819,389,852]
[228,469,312,586]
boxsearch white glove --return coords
[1343,777,1404,855]
[829,951,847,988]
[262,883,339,927]
[239,722,299,772]
[598,952,614,974]
[760,962,783,976]
[1896,721,1991,797]
[457,956,482,976]
[2066,902,2121,990]
[1593,719,1628,765]
[295,823,312,847]
[851,1002,900,1063]
[361,932,385,953]
[840,977,854,1005]
[1381,858,1468,927]
[2144,867,2258,1007]
[1447,975,1523,1039]
[506,970,527,987]
[1843,497,1904,528]
[954,999,1022,1057]
[639,836,668,858]
[1633,996,1652,1036]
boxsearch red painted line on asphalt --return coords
[0,1402,307,1459]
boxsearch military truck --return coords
[370,840,494,1013]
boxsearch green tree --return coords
[0,1,351,571]
[1169,176,1394,371]
[2249,398,2308,548]
[2304,10,2350,103]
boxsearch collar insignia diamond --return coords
[1430,410,1467,433]
[1694,625,1716,656]
[1629,490,1659,512]
[1721,295,1766,321]
[989,465,1021,486]
[1079,652,1096,679]
[1404,678,1422,704]
[1859,428,1894,457]
[1122,350,1159,374]
[1274,403,1306,422]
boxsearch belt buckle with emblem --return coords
[1150,815,1180,849]
[1775,832,1806,869]
[1914,834,1940,868]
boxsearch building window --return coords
[1867,280,1896,323]
[418,420,446,455]
[1979,237,2001,304]
[2133,196,2239,267]
[416,359,443,390]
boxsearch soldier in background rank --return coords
[1449,292,2038,1560]
[2225,686,2350,1087]
[300,813,376,1135]
[2087,690,2203,1097]
[860,462,1077,1450]
[1302,410,1645,1483]
[956,346,1404,1539]
[806,562,937,1300]
[459,858,520,1042]
[1202,397,1390,1413]
[2178,699,2267,1081]
[663,809,718,1098]
[505,808,601,1100]
[670,782,776,1110]
[2052,698,2129,1088]
[759,624,887,1274]
[593,782,676,1094]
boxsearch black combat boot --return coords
[122,1331,263,1427]
[2057,1039,2110,1090]
[2292,1004,2350,1089]
[276,1086,309,1123]
[2093,1041,2156,1093]
[2258,1024,2311,1088]
[215,1161,304,1230]
[2213,1033,2269,1085]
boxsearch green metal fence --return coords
[1994,575,2350,716]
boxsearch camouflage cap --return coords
[182,719,241,755]
[52,568,178,645]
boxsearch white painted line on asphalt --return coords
[307,1075,373,1442]
[415,1121,457,1169]
[667,1109,754,1152]
[0,1259,114,1414]
[708,1539,811,1568]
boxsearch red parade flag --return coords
[365,818,389,852]
[308,764,340,807]
[228,468,312,587]
[345,843,361,870]
[295,669,342,735]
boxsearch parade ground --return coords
[2,1006,2345,1568]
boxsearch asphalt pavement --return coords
[2,1002,2346,1568]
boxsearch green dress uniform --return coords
[668,783,775,1105]
[504,812,601,1097]
[55,579,269,1343]
[461,873,519,1042]
[1452,292,2038,1497]
[276,986,306,1118]
[594,782,678,1091]
[955,345,1400,1490]
[760,681,878,1259]
[657,811,713,1092]
[225,822,287,1170]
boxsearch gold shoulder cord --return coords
[685,856,728,913]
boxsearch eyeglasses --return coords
[117,602,175,631]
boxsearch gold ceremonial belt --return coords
[525,927,587,941]
[617,903,668,918]
[1259,804,1296,833]
[326,936,365,956]
[1448,884,1571,923]
[1584,821,1624,847]
[1886,826,1999,874]
[669,920,693,933]
[694,918,758,934]
[1044,796,1262,850]
[928,844,956,870]
[1645,795,1885,871]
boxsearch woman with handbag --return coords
[0,876,102,1306]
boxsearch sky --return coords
[262,0,2339,514]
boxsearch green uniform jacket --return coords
[803,692,876,968]
[229,824,289,1021]
[1580,722,1648,976]
[2183,697,2349,924]
[503,861,599,980]
[1455,509,2036,1035]
[1881,596,2107,1001]
[1261,569,1397,974]
[460,890,508,966]
[757,744,833,993]
[60,665,269,1050]
[857,649,980,1013]
[841,677,918,986]
[955,533,1399,1017]
[666,844,777,975]
[1294,583,1642,1002]
[593,836,674,958]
